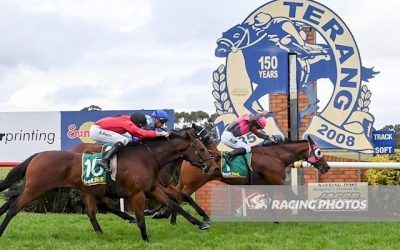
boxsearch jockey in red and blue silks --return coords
[89,112,169,171]
[149,110,170,132]
[221,111,274,162]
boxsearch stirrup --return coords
[98,160,111,172]
[223,153,233,165]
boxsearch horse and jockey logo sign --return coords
[212,0,379,153]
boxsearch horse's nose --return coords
[321,167,330,174]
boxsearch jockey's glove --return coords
[156,131,169,137]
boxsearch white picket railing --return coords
[294,161,400,169]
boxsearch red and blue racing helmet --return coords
[151,110,169,123]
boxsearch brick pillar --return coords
[195,181,226,214]
[270,93,289,137]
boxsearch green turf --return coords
[0,167,12,180]
[0,212,398,250]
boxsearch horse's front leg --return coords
[144,203,163,217]
[164,184,210,224]
[100,197,137,223]
[149,186,210,230]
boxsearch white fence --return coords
[294,161,400,169]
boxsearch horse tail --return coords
[0,153,38,192]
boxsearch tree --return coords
[380,124,400,148]
[173,111,219,138]
[81,105,102,111]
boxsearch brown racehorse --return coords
[71,126,215,223]
[161,135,331,222]
[0,127,219,242]
[0,125,220,226]
[0,143,138,225]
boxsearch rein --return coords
[187,140,213,172]
[143,143,165,169]
[142,137,212,173]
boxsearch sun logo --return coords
[67,121,95,143]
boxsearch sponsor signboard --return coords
[0,112,61,161]
[0,110,174,161]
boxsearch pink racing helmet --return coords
[257,116,267,128]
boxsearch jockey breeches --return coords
[89,125,131,145]
[221,131,251,153]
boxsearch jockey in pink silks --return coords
[221,111,275,162]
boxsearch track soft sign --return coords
[212,0,379,153]
[372,130,395,155]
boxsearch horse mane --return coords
[125,127,192,148]
[253,138,308,148]
[171,127,191,132]
[126,137,168,147]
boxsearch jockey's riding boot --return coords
[224,148,247,165]
[98,142,124,172]
[262,139,274,146]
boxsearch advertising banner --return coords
[0,112,61,161]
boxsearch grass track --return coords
[1,164,399,249]
[0,213,398,249]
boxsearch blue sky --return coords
[0,0,398,128]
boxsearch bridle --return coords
[186,137,214,173]
[143,132,214,173]
[306,142,325,171]
[195,126,220,162]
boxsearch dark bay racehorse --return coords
[0,127,218,242]
[71,125,215,223]
[158,135,330,222]
[0,125,219,226]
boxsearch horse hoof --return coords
[151,212,160,218]
[144,210,155,216]
[152,212,168,219]
[199,223,210,230]
[129,219,137,224]
[273,221,280,224]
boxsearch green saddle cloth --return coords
[222,152,252,177]
[81,143,114,186]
